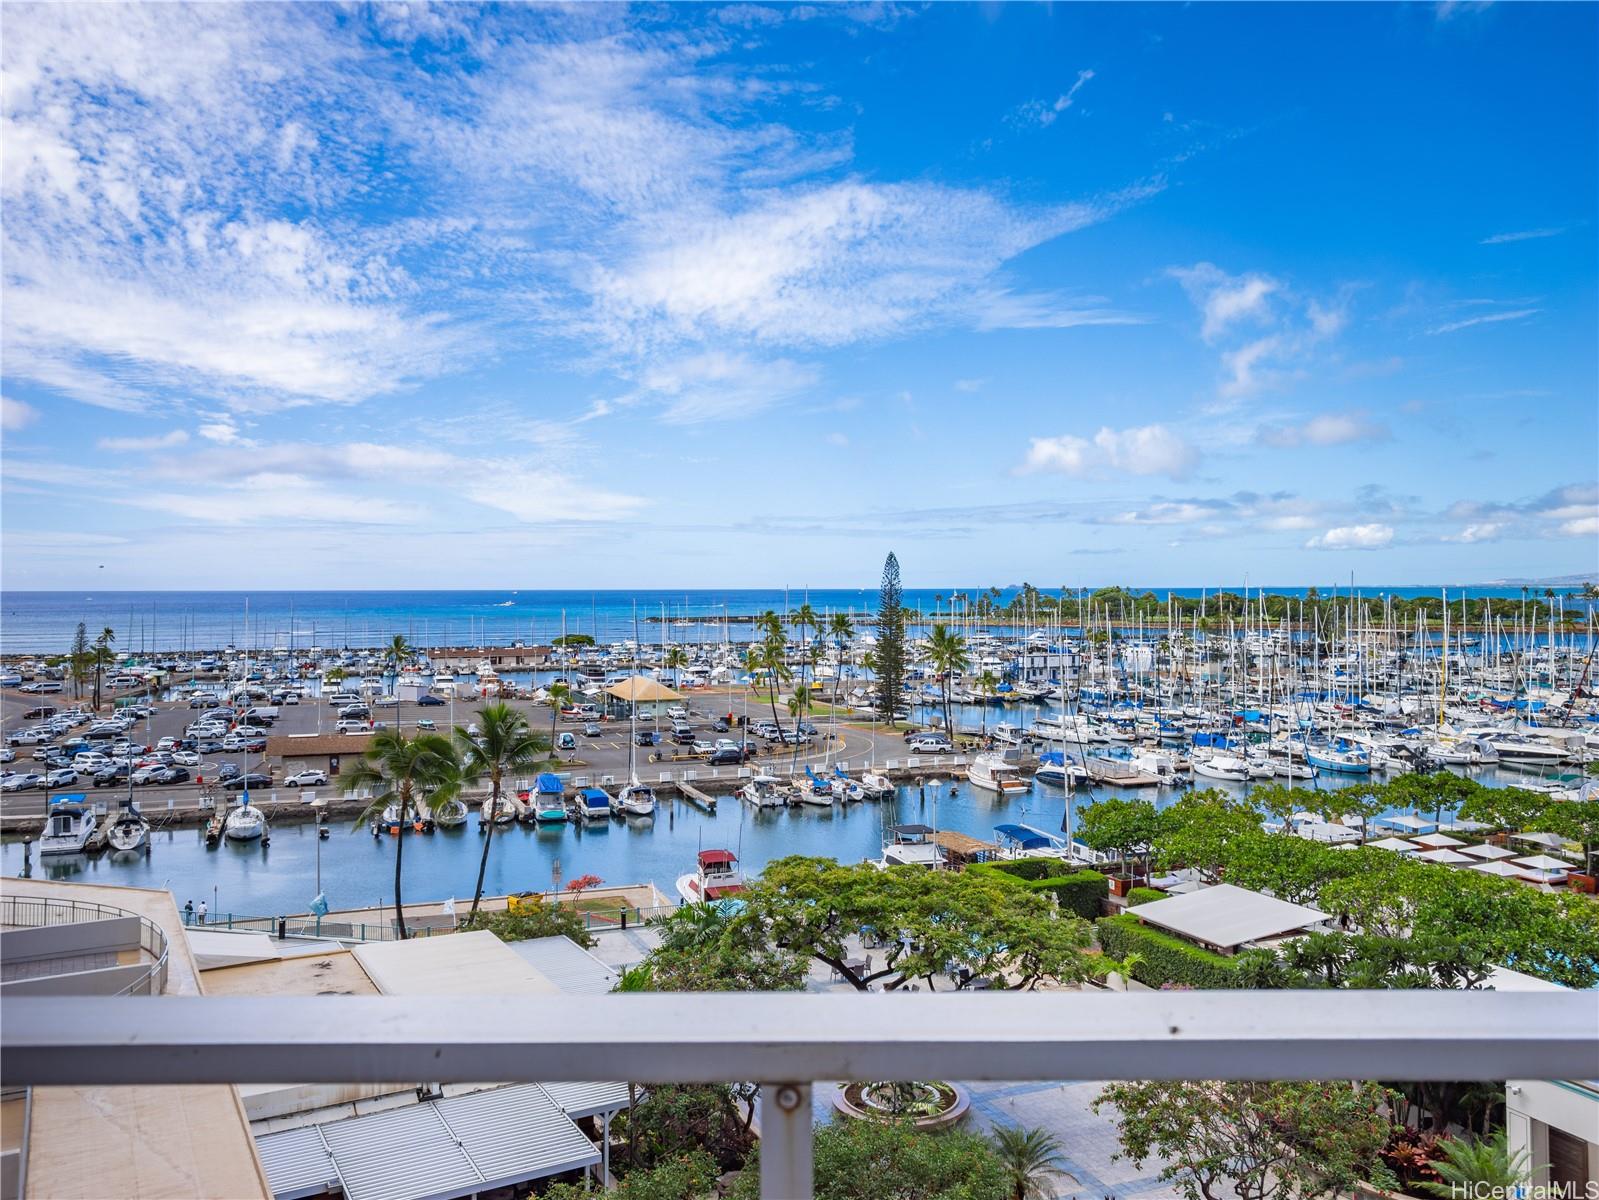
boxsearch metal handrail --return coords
[0,894,170,996]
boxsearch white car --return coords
[1,773,43,791]
[907,735,954,753]
[44,768,78,787]
[0,748,14,763]
[130,763,168,785]
[334,719,369,734]
[171,750,200,766]
[283,769,327,787]
[157,736,178,751]
[73,752,110,772]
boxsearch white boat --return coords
[739,775,788,808]
[224,801,266,842]
[1304,742,1372,775]
[871,823,947,870]
[796,776,834,807]
[433,798,469,828]
[967,748,1031,796]
[40,796,97,855]
[106,801,150,851]
[676,849,745,903]
[858,772,894,800]
[1478,732,1568,765]
[619,783,656,818]
[991,722,1028,746]
[482,793,525,825]
[1192,753,1250,782]
[379,803,432,833]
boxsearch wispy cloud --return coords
[1008,69,1096,129]
[1257,410,1389,448]
[1020,424,1198,481]
[1430,308,1540,334]
[96,431,190,452]
[1480,226,1567,245]
[1,396,39,432]
[1306,523,1395,550]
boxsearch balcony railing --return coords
[0,894,170,996]
[4,991,1595,1198]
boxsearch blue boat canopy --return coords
[580,787,609,805]
[993,823,1052,849]
[1038,751,1065,766]
[536,773,563,794]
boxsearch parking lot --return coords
[1,682,911,825]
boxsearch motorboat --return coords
[1304,740,1372,775]
[1192,753,1250,782]
[871,824,947,870]
[739,774,788,808]
[992,823,1073,861]
[619,783,656,818]
[858,771,894,800]
[224,800,267,842]
[483,792,526,825]
[105,800,150,852]
[39,795,97,855]
[572,787,612,824]
[379,802,432,834]
[1477,731,1569,765]
[1032,751,1079,788]
[991,722,1028,746]
[433,798,469,828]
[676,849,745,904]
[967,748,1031,796]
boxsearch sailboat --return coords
[224,798,267,842]
[106,799,150,852]
[614,603,658,820]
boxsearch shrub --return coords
[1095,913,1241,988]
[1126,887,1167,907]
[457,898,595,948]
[1029,870,1110,921]
[975,858,1059,882]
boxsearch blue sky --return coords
[1,1,1595,590]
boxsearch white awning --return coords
[1128,883,1328,950]
[1459,843,1516,860]
[1367,837,1420,853]
[1469,861,1525,877]
[1412,848,1473,864]
[1378,814,1435,830]
[541,1080,632,1120]
[1411,833,1465,849]
[255,1084,598,1200]
[1512,854,1573,870]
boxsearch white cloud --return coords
[95,430,191,451]
[824,431,849,447]
[634,351,819,423]
[123,473,421,527]
[197,420,244,445]
[1560,515,1599,537]
[1430,309,1540,335]
[972,289,1148,332]
[1306,523,1394,550]
[463,473,644,524]
[1009,69,1095,129]
[1021,424,1197,480]
[1258,410,1389,448]
[953,378,986,393]
[1,396,39,431]
[1481,227,1567,245]
[1169,263,1278,342]
[1445,522,1504,543]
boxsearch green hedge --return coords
[1126,887,1166,907]
[968,862,1109,921]
[1095,913,1242,988]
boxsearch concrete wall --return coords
[0,915,142,963]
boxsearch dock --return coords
[677,781,718,813]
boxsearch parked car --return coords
[415,695,445,707]
[1,773,42,791]
[334,719,369,734]
[283,769,328,787]
[712,718,731,732]
[582,723,603,737]
[93,765,130,787]
[709,747,746,766]
[907,734,953,753]
[0,749,14,764]
[156,767,192,785]
[555,732,577,751]
[131,763,168,786]
[216,763,242,781]
[171,750,200,766]
[44,768,78,787]
[633,730,658,747]
[221,773,273,791]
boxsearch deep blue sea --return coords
[0,585,1558,654]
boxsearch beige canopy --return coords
[604,676,684,703]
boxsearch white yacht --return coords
[482,792,526,825]
[433,798,469,828]
[1478,731,1569,765]
[872,824,948,870]
[676,849,745,904]
[967,748,1031,796]
[858,771,894,800]
[40,797,97,855]
[619,782,656,818]
[1192,752,1250,782]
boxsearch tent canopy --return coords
[604,676,683,703]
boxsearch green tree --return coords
[1416,1131,1534,1197]
[1543,799,1599,874]
[1095,1080,1394,1200]
[729,1118,1009,1200]
[634,901,806,992]
[874,552,908,723]
[975,669,1000,739]
[753,611,792,741]
[544,1151,718,1200]
[91,626,116,711]
[736,856,1095,992]
[791,601,818,695]
[456,896,593,947]
[662,646,688,686]
[68,622,91,701]
[925,623,970,742]
[546,680,572,750]
[454,703,550,918]
[342,730,462,939]
[828,611,856,711]
[384,633,412,682]
[1076,797,1160,880]
[989,1125,1068,1200]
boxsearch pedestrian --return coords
[184,899,194,924]
[197,899,207,925]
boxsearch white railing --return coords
[2,992,1593,1199]
[0,895,170,996]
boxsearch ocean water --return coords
[0,585,1550,654]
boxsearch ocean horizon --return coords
[1,583,1583,655]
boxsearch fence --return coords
[0,894,170,996]
[184,902,683,943]
[4,991,1594,1199]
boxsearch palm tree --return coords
[546,681,572,751]
[91,626,116,710]
[989,1125,1068,1200]
[828,612,855,712]
[341,729,462,939]
[753,612,792,740]
[925,623,970,743]
[663,646,688,686]
[790,603,818,695]
[455,704,550,918]
[975,669,1000,739]
[1416,1131,1535,1197]
[385,634,412,691]
[786,688,812,771]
